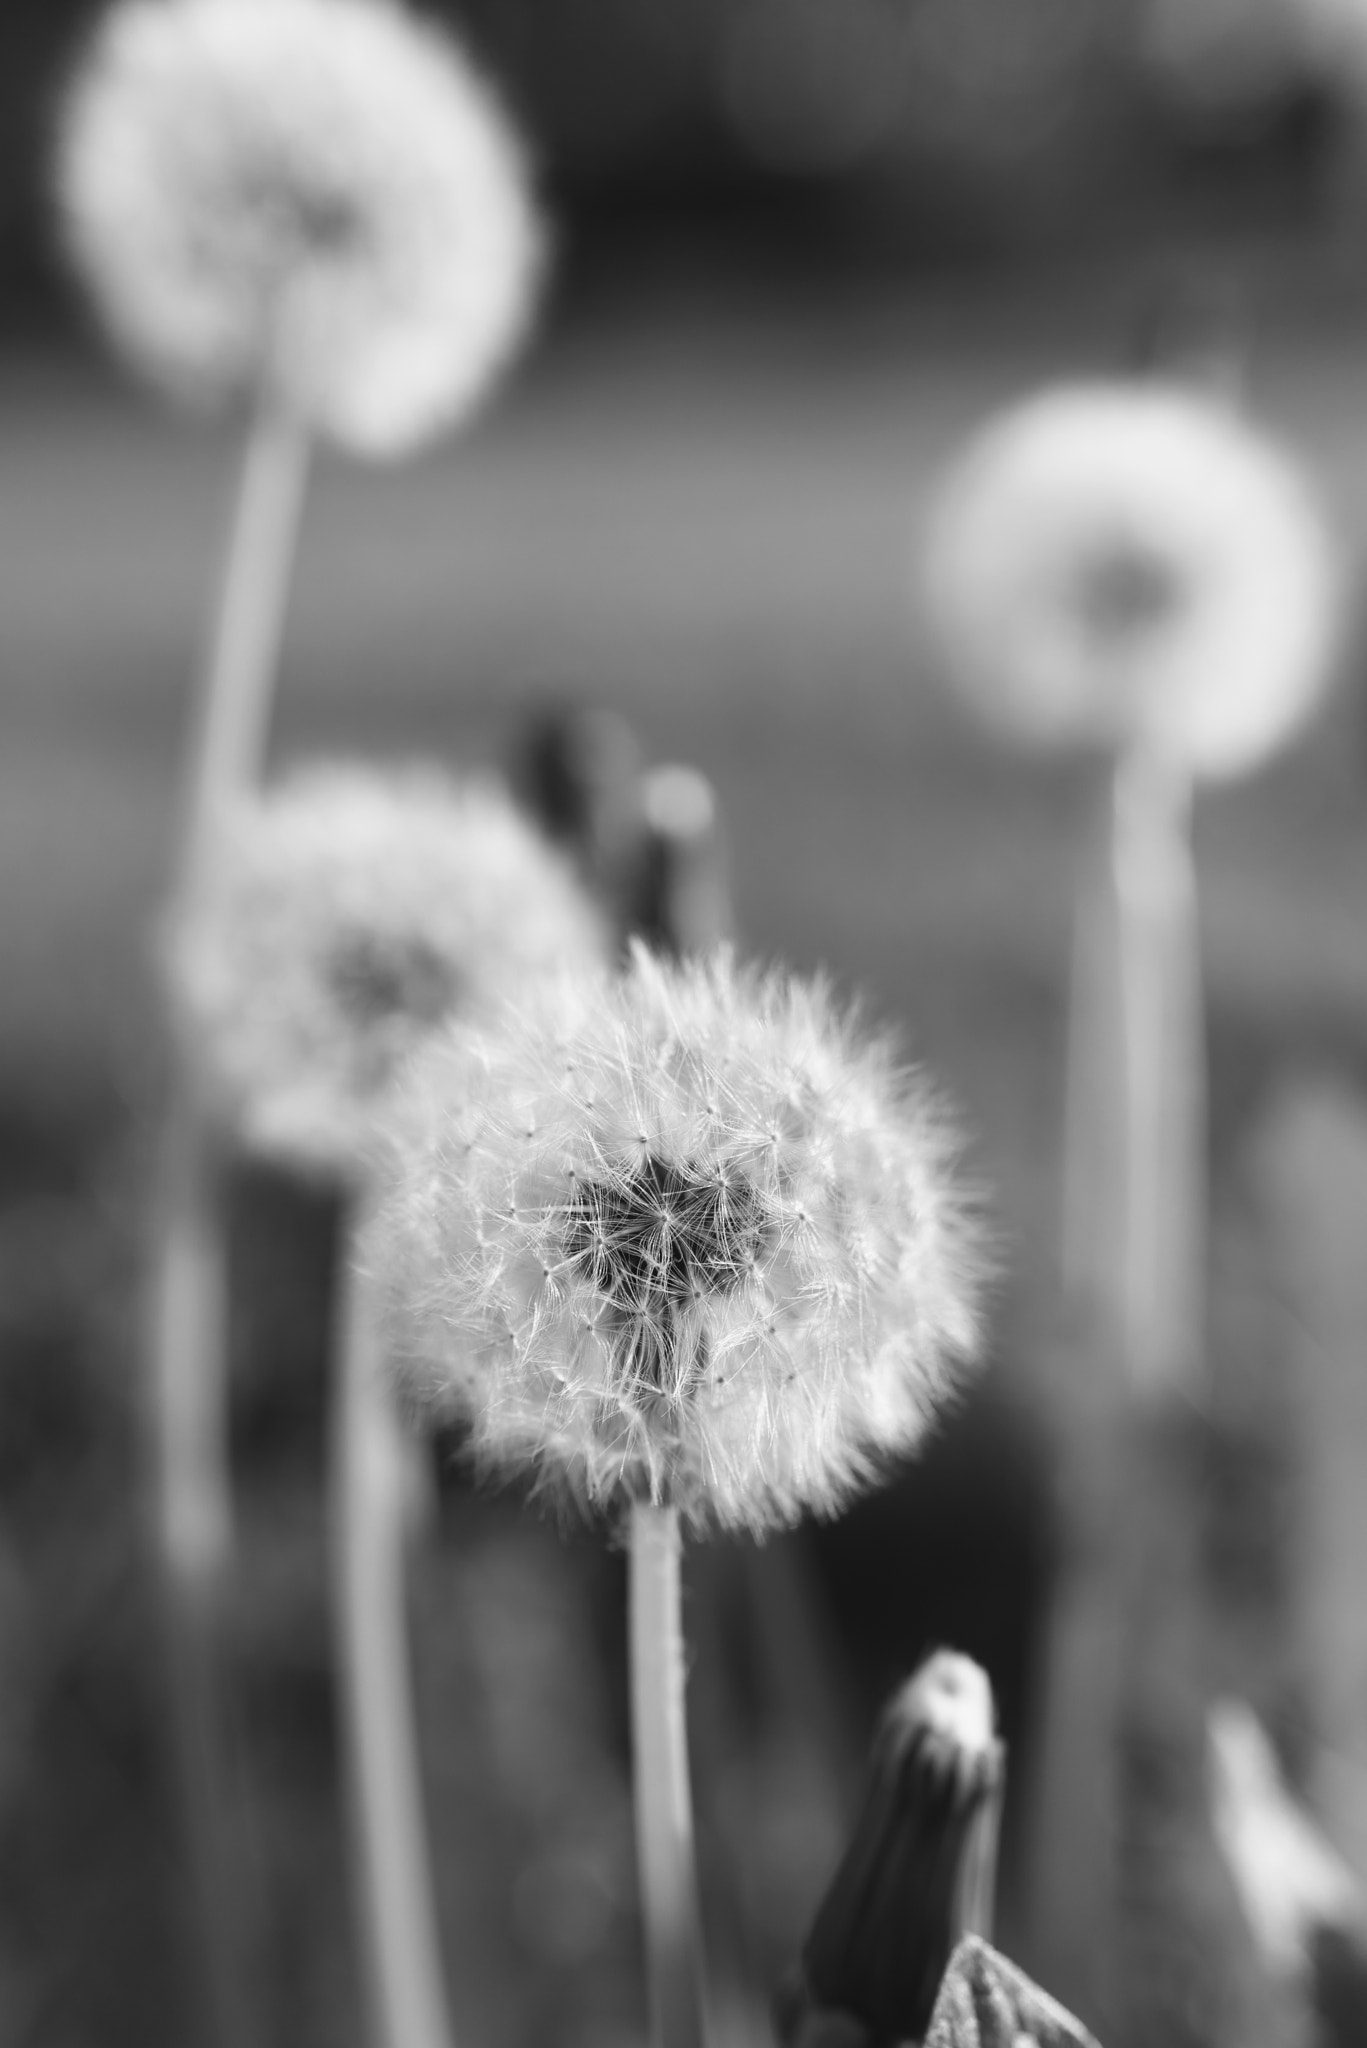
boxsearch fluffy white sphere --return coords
[164,761,609,1177]
[922,381,1341,779]
[59,0,542,455]
[362,944,985,1533]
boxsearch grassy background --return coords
[5,270,1367,2045]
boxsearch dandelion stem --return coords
[1060,774,1124,1310]
[1110,745,1204,1395]
[334,1249,455,2048]
[629,1501,709,2048]
[183,391,311,866]
[150,388,309,2045]
[1027,744,1209,2023]
[151,1097,261,2048]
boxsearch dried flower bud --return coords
[922,381,1340,779]
[362,945,985,1533]
[924,1936,1099,2048]
[164,761,607,1177]
[58,0,541,455]
[783,1652,1002,2047]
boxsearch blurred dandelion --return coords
[163,760,605,2048]
[922,378,1341,2029]
[59,9,543,2027]
[166,760,608,1178]
[57,0,541,457]
[923,375,1339,1388]
[58,0,542,854]
[361,943,985,2048]
[776,1650,1004,2048]
[923,381,1338,781]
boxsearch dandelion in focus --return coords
[166,760,608,1179]
[360,942,985,2048]
[366,942,982,1533]
[776,1650,1004,2048]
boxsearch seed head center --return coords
[326,928,460,1029]
[564,1153,770,1389]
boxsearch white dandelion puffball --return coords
[363,944,985,1533]
[922,381,1341,779]
[165,762,608,1175]
[59,0,541,455]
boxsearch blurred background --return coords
[7,0,1367,2042]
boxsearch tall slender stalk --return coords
[629,1501,708,2048]
[1026,745,1206,2025]
[151,1094,260,2048]
[1060,772,1124,1312]
[333,1248,455,2048]
[150,389,311,2047]
[181,395,311,865]
[1110,746,1204,1396]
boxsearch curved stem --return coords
[333,1247,455,2048]
[629,1501,709,2048]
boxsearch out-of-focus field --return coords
[6,279,1367,2046]
[9,282,1367,1123]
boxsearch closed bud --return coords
[781,1651,1003,2047]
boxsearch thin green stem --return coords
[333,1249,455,2048]
[629,1501,709,2048]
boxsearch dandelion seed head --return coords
[922,381,1341,779]
[165,760,608,1177]
[363,944,985,1533]
[58,0,541,454]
